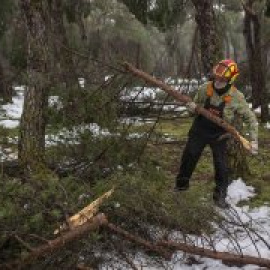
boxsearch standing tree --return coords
[0,0,15,103]
[191,0,222,76]
[242,0,269,122]
[18,0,50,172]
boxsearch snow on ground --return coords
[0,86,24,128]
[121,86,160,101]
[148,179,270,270]
[107,179,270,270]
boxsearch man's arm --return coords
[186,83,208,113]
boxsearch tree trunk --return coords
[18,1,50,171]
[191,0,222,76]
[243,0,269,122]
[0,54,13,103]
[49,0,82,124]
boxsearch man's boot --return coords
[174,177,189,192]
[213,190,229,209]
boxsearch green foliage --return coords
[0,173,93,261]
[123,0,149,24]
[148,0,187,30]
[94,167,220,237]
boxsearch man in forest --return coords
[174,59,258,208]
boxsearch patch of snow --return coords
[227,178,255,205]
[78,78,85,88]
[121,87,160,101]
[0,119,20,129]
[105,75,113,82]
[127,133,145,139]
[103,179,270,270]
[2,94,24,119]
[265,122,270,129]
[169,179,270,269]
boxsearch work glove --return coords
[250,140,258,155]
[186,101,197,113]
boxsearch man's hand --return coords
[186,101,197,113]
[250,140,258,155]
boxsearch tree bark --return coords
[18,0,50,171]
[191,0,222,76]
[0,53,13,103]
[243,0,269,122]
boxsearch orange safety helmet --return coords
[213,59,239,84]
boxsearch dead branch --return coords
[1,213,108,270]
[106,222,172,260]
[13,235,34,252]
[159,240,270,268]
[105,223,171,260]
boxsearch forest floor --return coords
[1,88,270,269]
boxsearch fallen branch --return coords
[54,188,114,234]
[159,240,270,268]
[1,213,108,270]
[106,222,172,260]
[124,62,251,151]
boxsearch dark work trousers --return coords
[176,97,229,195]
[176,131,229,194]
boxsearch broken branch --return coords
[54,188,114,234]
[106,222,172,260]
[1,213,108,270]
[124,62,251,152]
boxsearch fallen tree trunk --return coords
[1,213,108,270]
[159,240,270,268]
[124,62,251,151]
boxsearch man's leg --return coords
[210,139,229,208]
[175,132,207,191]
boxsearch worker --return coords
[174,59,258,208]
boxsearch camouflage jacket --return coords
[193,82,258,141]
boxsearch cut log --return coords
[124,62,251,152]
[159,240,270,268]
[54,188,114,234]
